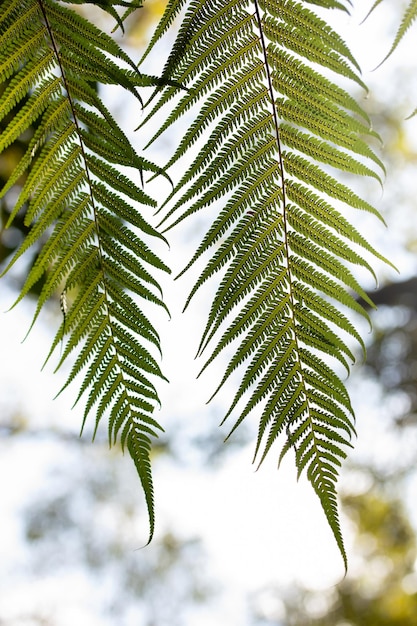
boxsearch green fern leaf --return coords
[366,0,417,65]
[0,0,171,542]
[140,0,394,567]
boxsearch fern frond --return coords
[0,0,170,542]
[366,0,417,66]
[141,0,393,567]
[140,0,188,65]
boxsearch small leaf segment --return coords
[0,0,170,542]
[60,0,144,32]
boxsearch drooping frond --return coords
[0,0,170,541]
[388,0,417,56]
[140,0,393,567]
[366,0,417,65]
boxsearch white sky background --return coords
[2,1,417,624]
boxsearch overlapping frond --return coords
[0,0,168,540]
[366,0,417,65]
[141,0,392,566]
[60,0,144,32]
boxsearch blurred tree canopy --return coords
[251,478,417,626]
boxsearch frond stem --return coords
[253,0,285,198]
[37,0,97,231]
[253,1,294,318]
[253,0,321,461]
